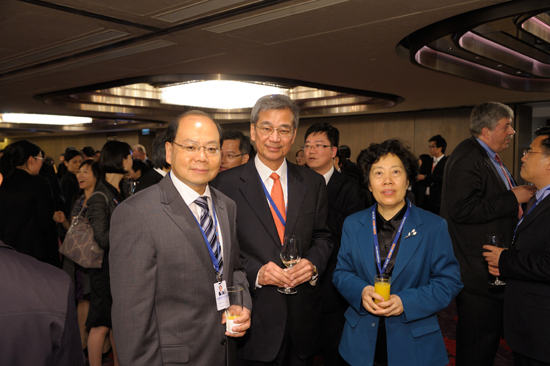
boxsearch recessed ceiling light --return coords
[160,80,289,109]
[0,113,92,125]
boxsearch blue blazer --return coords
[333,204,463,366]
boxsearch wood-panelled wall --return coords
[1,105,524,175]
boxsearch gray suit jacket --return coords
[110,175,251,366]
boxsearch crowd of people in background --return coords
[0,96,549,366]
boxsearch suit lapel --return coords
[211,189,230,281]
[516,194,550,236]
[158,177,217,282]
[239,161,281,246]
[471,137,510,192]
[356,210,378,284]
[285,162,306,237]
[391,205,423,283]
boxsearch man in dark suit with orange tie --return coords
[441,101,536,366]
[303,122,365,365]
[483,126,550,366]
[212,94,332,366]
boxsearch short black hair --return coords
[0,140,41,178]
[151,131,170,169]
[418,154,432,175]
[429,135,447,154]
[357,139,418,188]
[99,140,132,175]
[81,146,95,158]
[80,160,101,186]
[64,149,82,163]
[223,130,251,155]
[304,122,339,147]
[338,145,351,159]
[535,126,550,156]
[132,159,149,175]
[165,110,224,147]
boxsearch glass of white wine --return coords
[278,235,301,295]
[487,234,506,286]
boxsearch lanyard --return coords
[372,200,411,276]
[193,198,223,282]
[259,170,288,227]
[512,187,550,243]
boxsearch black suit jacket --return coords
[322,170,366,312]
[0,242,84,366]
[440,137,519,297]
[499,193,550,363]
[134,169,164,193]
[212,160,332,362]
[424,155,447,210]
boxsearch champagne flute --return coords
[487,234,506,286]
[278,235,301,295]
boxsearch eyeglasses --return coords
[222,153,244,160]
[255,123,295,138]
[172,141,220,156]
[303,144,331,151]
[428,145,437,149]
[523,148,546,157]
[33,155,44,160]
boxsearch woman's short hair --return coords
[64,149,82,163]
[99,140,132,175]
[80,159,101,186]
[357,139,419,188]
[0,140,41,178]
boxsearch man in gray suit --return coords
[110,111,252,366]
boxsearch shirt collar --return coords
[323,166,335,185]
[476,137,497,159]
[254,155,287,185]
[536,183,550,201]
[169,171,212,207]
[154,167,167,177]
[433,154,444,164]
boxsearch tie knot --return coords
[194,196,209,211]
[270,172,280,182]
[494,154,503,164]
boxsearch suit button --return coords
[371,323,376,327]
[221,339,227,346]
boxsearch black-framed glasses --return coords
[222,152,244,160]
[172,141,220,156]
[255,123,295,138]
[303,144,331,151]
[428,145,437,149]
[523,148,545,157]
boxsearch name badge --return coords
[215,280,229,311]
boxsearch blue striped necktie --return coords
[194,196,223,276]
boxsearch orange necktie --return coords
[269,172,286,244]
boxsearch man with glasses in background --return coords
[213,94,332,366]
[417,134,447,215]
[220,130,253,172]
[303,122,365,365]
[110,110,251,366]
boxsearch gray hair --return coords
[250,94,300,129]
[470,102,514,137]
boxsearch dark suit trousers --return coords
[455,291,503,366]
[514,352,550,366]
[238,319,313,366]
[319,309,346,366]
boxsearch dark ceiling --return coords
[2,0,550,138]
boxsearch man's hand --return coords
[482,245,505,277]
[222,307,251,337]
[287,259,315,287]
[258,261,291,287]
[512,185,536,204]
[417,174,425,181]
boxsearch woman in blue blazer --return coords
[333,139,462,366]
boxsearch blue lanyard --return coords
[169,172,222,281]
[372,200,411,275]
[259,170,288,227]
[512,187,550,243]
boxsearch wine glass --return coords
[487,234,506,286]
[278,235,301,295]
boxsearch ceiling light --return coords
[0,113,93,125]
[160,80,289,109]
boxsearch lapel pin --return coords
[404,229,417,239]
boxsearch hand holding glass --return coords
[278,235,301,295]
[487,234,506,286]
[225,286,243,334]
[374,274,391,303]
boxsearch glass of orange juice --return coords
[374,275,391,303]
[225,286,243,333]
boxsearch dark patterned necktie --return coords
[194,196,223,276]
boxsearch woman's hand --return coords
[53,210,70,230]
[362,286,404,317]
